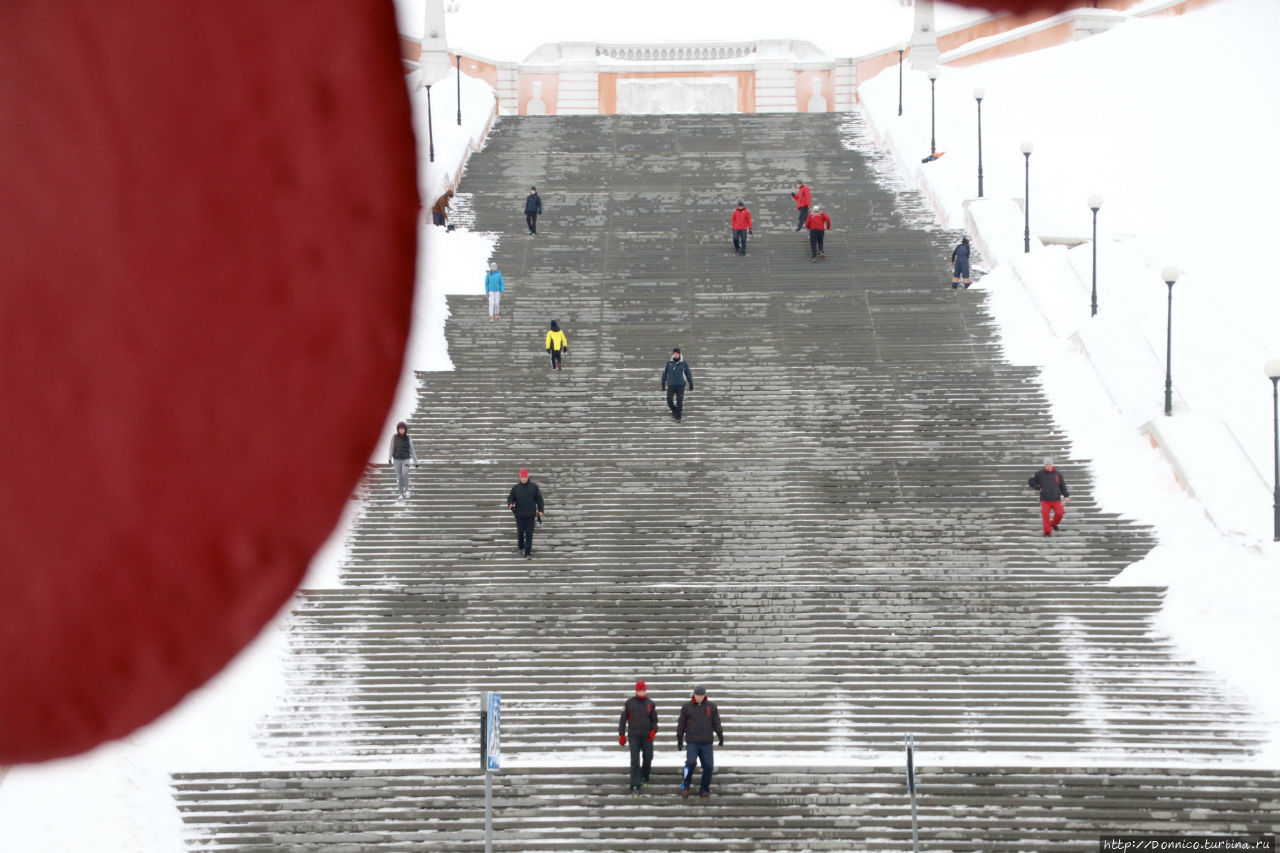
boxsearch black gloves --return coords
[718,734,724,747]
[677,740,684,752]
[661,384,666,392]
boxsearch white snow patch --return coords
[857,0,1280,757]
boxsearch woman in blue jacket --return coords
[485,261,504,320]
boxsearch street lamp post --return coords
[1021,140,1034,253]
[1161,266,1180,416]
[426,85,436,163]
[897,42,907,117]
[456,54,462,125]
[927,68,939,157]
[1088,194,1103,316]
[973,88,985,197]
[1266,358,1280,541]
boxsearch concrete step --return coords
[172,766,1280,851]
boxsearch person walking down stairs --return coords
[951,236,972,288]
[805,204,832,261]
[545,319,568,370]
[507,468,544,558]
[387,421,418,501]
[792,179,811,231]
[731,199,753,255]
[1028,459,1070,537]
[619,681,659,797]
[677,685,723,799]
[661,348,694,422]
[525,186,542,235]
[485,261,504,320]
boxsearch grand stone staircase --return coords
[175,114,1277,849]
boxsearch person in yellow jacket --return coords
[545,319,568,370]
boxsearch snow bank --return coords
[859,0,1280,751]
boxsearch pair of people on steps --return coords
[727,189,831,261]
[617,682,724,798]
[387,422,418,500]
[1029,459,1070,536]
[661,348,694,421]
[506,468,544,558]
[952,236,972,288]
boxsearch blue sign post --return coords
[481,692,501,853]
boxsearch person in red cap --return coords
[618,680,658,796]
[506,468,544,558]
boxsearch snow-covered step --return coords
[179,113,1269,847]
[173,766,1280,852]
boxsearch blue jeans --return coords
[732,229,749,253]
[682,742,714,792]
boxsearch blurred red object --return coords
[0,2,418,763]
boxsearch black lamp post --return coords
[1088,194,1102,316]
[1161,266,1179,416]
[897,42,907,117]
[426,84,435,163]
[1266,358,1280,541]
[1021,140,1034,253]
[456,54,462,125]
[927,68,939,157]
[973,88,985,197]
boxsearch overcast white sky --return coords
[393,0,989,62]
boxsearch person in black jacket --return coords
[676,685,722,798]
[387,421,418,501]
[1028,459,1070,536]
[507,468,545,558]
[661,348,694,422]
[618,680,659,796]
[951,236,972,289]
[524,186,542,235]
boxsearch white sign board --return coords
[485,692,501,771]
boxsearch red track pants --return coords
[1040,500,1065,534]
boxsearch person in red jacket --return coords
[730,200,753,255]
[792,180,811,231]
[805,204,832,261]
[618,680,659,796]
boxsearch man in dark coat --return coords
[951,236,971,288]
[524,186,542,235]
[618,680,659,796]
[676,685,723,798]
[1028,459,1070,536]
[661,348,694,422]
[507,468,544,557]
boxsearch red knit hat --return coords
[635,680,647,692]
[519,469,529,478]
